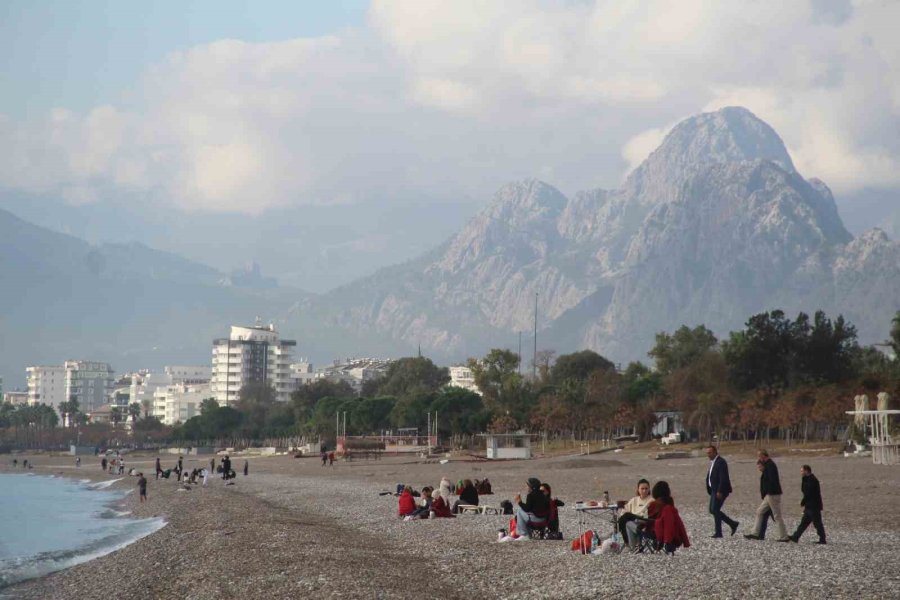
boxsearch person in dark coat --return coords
[514,477,550,538]
[222,455,231,480]
[452,479,480,513]
[243,460,249,476]
[155,457,163,480]
[745,449,790,541]
[705,445,739,537]
[789,465,826,544]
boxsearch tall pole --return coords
[518,332,522,375]
[533,292,538,380]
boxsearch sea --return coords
[0,473,166,590]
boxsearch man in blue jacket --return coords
[705,445,739,537]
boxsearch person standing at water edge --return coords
[746,450,790,542]
[789,465,826,544]
[155,457,163,480]
[101,456,107,471]
[243,461,248,477]
[705,445,738,537]
[137,473,147,502]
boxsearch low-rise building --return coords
[153,383,211,425]
[3,391,28,406]
[449,365,480,395]
[316,357,393,393]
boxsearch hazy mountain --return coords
[293,107,900,364]
[0,208,304,387]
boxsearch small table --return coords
[573,504,620,554]
[457,504,481,515]
[480,505,503,515]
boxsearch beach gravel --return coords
[4,448,899,599]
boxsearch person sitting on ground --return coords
[653,480,690,555]
[514,477,550,540]
[430,491,455,518]
[540,483,565,538]
[453,479,480,513]
[477,478,493,495]
[439,477,453,503]
[619,479,654,549]
[409,486,434,519]
[398,486,417,518]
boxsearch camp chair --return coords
[634,523,661,554]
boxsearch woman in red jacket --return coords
[398,486,417,517]
[652,480,690,554]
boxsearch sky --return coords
[0,1,898,231]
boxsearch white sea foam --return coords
[87,478,123,490]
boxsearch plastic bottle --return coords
[603,490,611,505]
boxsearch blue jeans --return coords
[709,494,737,536]
[516,507,540,536]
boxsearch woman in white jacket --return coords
[439,476,453,503]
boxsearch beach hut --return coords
[481,432,532,460]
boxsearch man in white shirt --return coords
[706,445,739,537]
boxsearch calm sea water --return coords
[0,473,165,589]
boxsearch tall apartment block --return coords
[210,324,296,405]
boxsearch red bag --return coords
[509,517,517,537]
[570,530,594,552]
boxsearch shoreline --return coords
[3,449,899,599]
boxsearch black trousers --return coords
[793,508,826,542]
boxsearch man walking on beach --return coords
[705,445,739,537]
[745,450,790,542]
[789,465,826,544]
[155,457,162,480]
[243,460,248,476]
[222,455,231,480]
[137,473,147,503]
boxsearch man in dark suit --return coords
[705,445,739,537]
[789,464,826,544]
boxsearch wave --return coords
[98,509,132,519]
[0,516,166,589]
[86,478,123,490]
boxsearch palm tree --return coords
[110,406,123,429]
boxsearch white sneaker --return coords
[498,536,514,543]
[513,534,530,541]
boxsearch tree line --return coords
[3,309,898,448]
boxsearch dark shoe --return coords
[730,522,739,536]
[788,536,798,543]
[815,540,827,545]
[710,534,723,538]
[744,534,761,540]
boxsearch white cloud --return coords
[0,0,899,212]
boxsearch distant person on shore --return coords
[243,461,249,476]
[155,457,163,480]
[452,479,479,513]
[408,486,434,520]
[789,465,826,544]
[210,458,215,473]
[705,445,739,538]
[101,457,107,471]
[119,458,125,475]
[745,450,790,542]
[222,455,231,480]
[321,451,328,467]
[328,452,335,467]
[177,456,183,473]
[137,473,147,502]
[618,478,653,548]
[398,486,417,518]
[439,477,452,503]
[514,478,550,539]
[75,457,81,468]
[12,458,17,467]
[653,480,690,554]
[201,467,209,486]
[540,483,565,538]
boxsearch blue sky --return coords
[0,0,369,118]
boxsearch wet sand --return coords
[4,445,899,599]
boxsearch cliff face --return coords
[297,107,899,363]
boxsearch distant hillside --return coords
[0,208,305,387]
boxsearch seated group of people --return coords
[616,478,690,554]
[396,476,496,520]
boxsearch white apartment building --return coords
[130,366,210,414]
[449,365,481,395]
[26,365,66,409]
[211,324,296,405]
[3,391,29,406]
[315,358,393,393]
[153,383,210,425]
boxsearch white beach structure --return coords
[846,393,899,465]
[481,432,532,460]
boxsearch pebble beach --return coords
[4,446,899,600]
